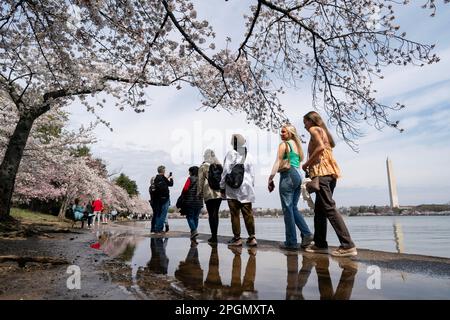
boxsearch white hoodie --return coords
[220,149,256,203]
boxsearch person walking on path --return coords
[268,124,314,251]
[92,197,103,228]
[198,149,223,244]
[149,165,174,234]
[220,134,257,247]
[302,111,357,257]
[85,200,94,229]
[111,208,118,221]
[180,166,203,242]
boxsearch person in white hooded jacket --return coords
[220,134,257,247]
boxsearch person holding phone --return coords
[268,124,313,251]
[150,165,174,234]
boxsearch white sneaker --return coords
[331,246,357,257]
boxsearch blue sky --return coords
[67,1,450,208]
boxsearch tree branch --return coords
[161,0,224,73]
[236,1,262,61]
[258,0,328,43]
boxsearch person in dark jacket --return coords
[180,166,203,241]
[85,200,94,229]
[150,165,174,233]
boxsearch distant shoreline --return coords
[163,212,450,219]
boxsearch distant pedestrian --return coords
[302,111,357,257]
[85,200,94,229]
[92,197,103,227]
[111,208,118,221]
[72,198,85,228]
[220,134,257,247]
[198,149,223,244]
[268,124,313,250]
[102,205,109,224]
[180,166,203,242]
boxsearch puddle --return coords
[95,231,450,300]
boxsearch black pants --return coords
[150,201,159,232]
[314,176,355,249]
[206,198,222,237]
[81,215,92,228]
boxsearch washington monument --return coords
[386,157,399,208]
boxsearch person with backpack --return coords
[180,166,203,242]
[220,134,257,247]
[149,165,174,234]
[197,149,223,244]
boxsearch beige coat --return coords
[197,162,222,202]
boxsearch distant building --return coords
[386,157,399,208]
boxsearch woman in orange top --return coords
[302,111,357,257]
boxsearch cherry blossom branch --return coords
[161,0,224,74]
[236,1,262,61]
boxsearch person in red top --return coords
[92,198,103,227]
[179,166,203,242]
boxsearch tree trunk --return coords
[58,194,71,220]
[0,115,36,221]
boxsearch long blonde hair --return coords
[282,124,305,161]
[303,111,336,148]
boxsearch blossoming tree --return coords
[1,0,446,220]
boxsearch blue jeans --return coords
[184,207,202,232]
[279,167,312,247]
[155,200,170,232]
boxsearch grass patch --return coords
[10,208,60,224]
[1,209,74,238]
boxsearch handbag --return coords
[305,171,320,193]
[278,142,291,173]
[176,194,185,215]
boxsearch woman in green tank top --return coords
[283,140,301,168]
[268,124,313,250]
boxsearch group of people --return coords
[149,111,357,258]
[70,197,118,228]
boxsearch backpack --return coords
[207,163,223,191]
[149,176,157,200]
[149,175,169,202]
[225,148,247,189]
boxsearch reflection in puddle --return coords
[149,238,169,275]
[96,231,450,300]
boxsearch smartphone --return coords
[268,180,275,193]
[169,172,173,177]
